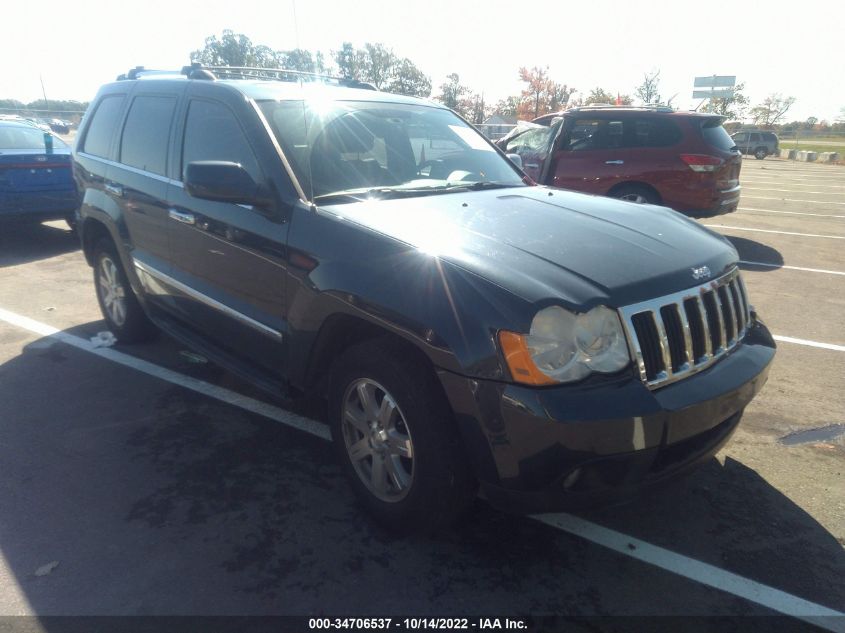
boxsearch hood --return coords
[321,186,738,309]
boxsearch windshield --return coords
[0,124,68,150]
[258,99,525,202]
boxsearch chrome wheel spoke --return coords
[385,456,410,491]
[377,396,396,429]
[370,453,388,495]
[386,429,413,458]
[344,407,369,434]
[356,381,378,420]
[348,438,372,463]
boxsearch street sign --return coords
[693,89,735,99]
[694,75,736,88]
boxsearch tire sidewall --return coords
[92,239,154,342]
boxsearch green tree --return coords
[386,58,431,97]
[702,82,749,121]
[585,87,615,105]
[277,49,328,74]
[333,42,368,81]
[190,30,278,67]
[493,96,520,118]
[437,73,470,113]
[635,69,661,104]
[750,93,796,126]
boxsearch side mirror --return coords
[184,161,270,207]
[506,153,524,170]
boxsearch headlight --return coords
[499,305,630,385]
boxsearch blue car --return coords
[0,120,79,227]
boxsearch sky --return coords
[1,0,843,122]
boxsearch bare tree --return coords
[750,94,797,126]
[635,69,661,104]
[701,82,749,121]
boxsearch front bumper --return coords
[438,319,775,513]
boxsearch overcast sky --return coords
[2,0,843,122]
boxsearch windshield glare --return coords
[0,125,67,150]
[258,99,525,202]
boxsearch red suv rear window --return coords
[700,118,736,151]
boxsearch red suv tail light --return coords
[680,154,723,172]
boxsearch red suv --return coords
[496,106,742,217]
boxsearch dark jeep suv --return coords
[497,106,743,217]
[74,66,775,532]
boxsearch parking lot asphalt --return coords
[0,157,843,628]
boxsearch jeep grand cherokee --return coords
[73,65,775,532]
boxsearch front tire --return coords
[93,238,156,343]
[329,339,475,533]
[754,147,768,160]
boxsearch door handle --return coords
[104,182,123,197]
[168,208,195,225]
[605,160,624,165]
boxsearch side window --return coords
[119,96,176,175]
[629,118,682,148]
[565,119,623,151]
[182,100,260,181]
[750,133,761,142]
[83,95,125,158]
[733,133,747,142]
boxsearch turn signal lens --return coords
[498,331,557,386]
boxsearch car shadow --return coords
[724,236,785,272]
[0,326,842,620]
[0,221,79,268]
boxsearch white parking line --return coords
[772,335,845,353]
[0,307,331,441]
[742,180,845,189]
[534,514,845,629]
[2,306,845,626]
[704,225,845,239]
[743,187,844,195]
[739,260,845,276]
[744,196,845,206]
[738,207,845,219]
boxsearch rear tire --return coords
[754,147,768,160]
[611,184,660,205]
[92,238,156,343]
[329,338,476,533]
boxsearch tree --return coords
[386,58,431,98]
[518,66,550,119]
[750,94,797,126]
[547,82,576,112]
[190,30,278,67]
[333,42,431,97]
[701,81,749,121]
[277,49,328,74]
[493,96,520,118]
[333,42,367,81]
[804,116,818,130]
[585,87,615,105]
[437,73,470,113]
[635,69,661,105]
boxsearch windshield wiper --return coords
[443,181,519,192]
[313,182,520,205]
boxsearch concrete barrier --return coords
[797,151,818,162]
[817,152,840,163]
[780,149,797,159]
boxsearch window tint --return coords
[566,119,624,151]
[701,119,737,151]
[83,95,125,158]
[629,118,682,147]
[182,100,260,181]
[120,96,176,175]
[750,133,761,142]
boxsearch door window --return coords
[119,96,176,176]
[182,100,260,181]
[83,95,125,159]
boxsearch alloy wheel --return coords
[341,378,414,502]
[98,255,127,327]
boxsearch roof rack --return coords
[117,64,377,91]
[567,104,675,113]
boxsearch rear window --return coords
[83,95,125,158]
[0,125,68,150]
[700,118,736,151]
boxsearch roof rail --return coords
[567,104,675,113]
[181,63,378,90]
[116,64,379,91]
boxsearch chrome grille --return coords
[619,268,751,389]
